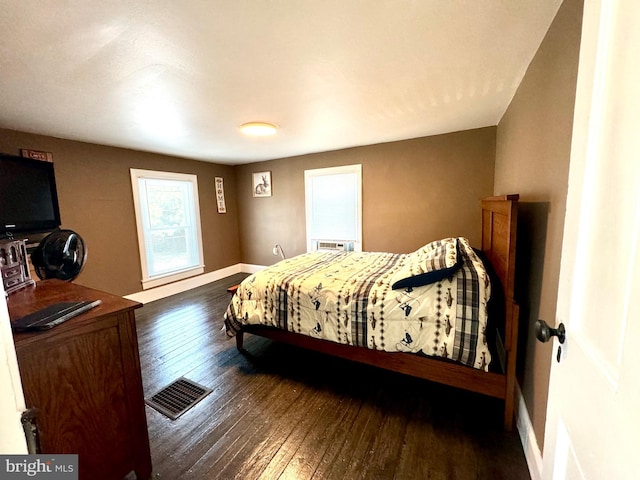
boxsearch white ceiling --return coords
[0,1,563,165]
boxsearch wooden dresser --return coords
[8,280,152,480]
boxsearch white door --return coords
[0,284,29,453]
[542,1,640,478]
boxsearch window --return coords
[130,169,204,289]
[304,164,362,252]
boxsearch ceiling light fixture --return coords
[240,122,278,136]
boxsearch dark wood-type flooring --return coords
[135,273,530,480]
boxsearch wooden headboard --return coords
[481,194,519,403]
[481,194,519,307]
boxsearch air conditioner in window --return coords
[312,240,355,252]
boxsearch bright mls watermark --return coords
[0,455,77,480]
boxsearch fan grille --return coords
[31,229,87,281]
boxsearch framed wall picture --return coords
[215,177,226,213]
[20,149,53,162]
[252,171,272,197]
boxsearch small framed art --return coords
[252,171,272,197]
[21,149,53,162]
[215,177,226,213]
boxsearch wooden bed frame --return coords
[235,195,519,430]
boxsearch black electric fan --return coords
[31,229,87,281]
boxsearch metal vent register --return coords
[145,377,212,420]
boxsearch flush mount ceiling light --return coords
[240,122,278,136]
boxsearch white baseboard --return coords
[124,263,266,304]
[516,383,543,480]
[241,263,267,274]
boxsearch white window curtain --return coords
[130,169,204,289]
[304,164,362,252]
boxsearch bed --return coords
[224,195,519,430]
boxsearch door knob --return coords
[535,320,566,344]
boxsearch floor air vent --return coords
[145,377,212,420]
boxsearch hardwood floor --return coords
[135,273,530,480]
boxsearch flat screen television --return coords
[0,153,61,235]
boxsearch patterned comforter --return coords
[224,237,492,371]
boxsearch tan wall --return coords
[494,0,583,448]
[0,126,493,293]
[236,128,496,266]
[0,129,241,296]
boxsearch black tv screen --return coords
[0,153,61,234]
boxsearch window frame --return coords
[130,168,205,290]
[304,164,362,252]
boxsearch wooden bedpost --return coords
[236,331,245,351]
[503,302,520,430]
[481,194,519,430]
